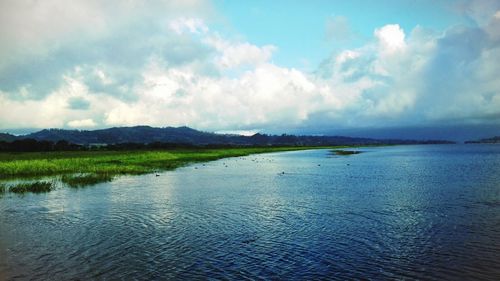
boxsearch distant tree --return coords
[54,140,70,151]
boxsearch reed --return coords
[61,173,114,188]
[8,181,54,194]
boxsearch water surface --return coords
[1,145,500,280]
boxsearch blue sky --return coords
[0,0,499,139]
[214,0,470,69]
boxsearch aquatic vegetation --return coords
[61,173,114,188]
[0,147,344,190]
[0,184,5,194]
[332,150,362,155]
[8,181,54,194]
[0,147,325,178]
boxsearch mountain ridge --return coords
[0,126,455,146]
[0,133,17,142]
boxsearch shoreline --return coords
[0,146,348,193]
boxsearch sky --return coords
[1,0,500,139]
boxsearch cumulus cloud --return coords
[0,0,499,132]
[206,36,277,70]
[374,24,406,55]
[0,0,215,100]
[316,14,500,127]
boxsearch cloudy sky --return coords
[1,0,499,138]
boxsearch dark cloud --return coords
[0,53,71,100]
[416,23,500,121]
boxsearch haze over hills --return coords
[0,126,455,146]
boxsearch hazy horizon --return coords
[1,0,499,140]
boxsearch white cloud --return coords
[215,130,259,136]
[67,119,96,128]
[100,60,329,129]
[207,37,277,69]
[169,17,209,34]
[94,69,113,85]
[1,1,500,133]
[374,24,406,55]
[335,50,361,64]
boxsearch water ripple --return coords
[1,145,500,280]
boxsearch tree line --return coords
[0,139,268,152]
[0,136,456,152]
[0,139,83,152]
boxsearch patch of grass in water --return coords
[8,181,54,194]
[332,150,362,155]
[0,147,348,193]
[0,147,327,178]
[61,173,114,188]
[0,184,6,194]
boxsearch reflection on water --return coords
[1,145,500,280]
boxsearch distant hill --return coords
[0,133,17,142]
[22,126,222,145]
[8,125,455,146]
[465,136,500,144]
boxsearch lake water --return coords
[1,145,500,280]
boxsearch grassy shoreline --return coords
[0,146,346,179]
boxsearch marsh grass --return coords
[0,147,323,178]
[8,181,54,194]
[61,173,114,188]
[0,147,343,190]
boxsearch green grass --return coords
[8,181,54,194]
[61,173,114,188]
[0,147,330,178]
[0,147,353,191]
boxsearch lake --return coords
[1,145,500,280]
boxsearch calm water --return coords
[1,145,500,280]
